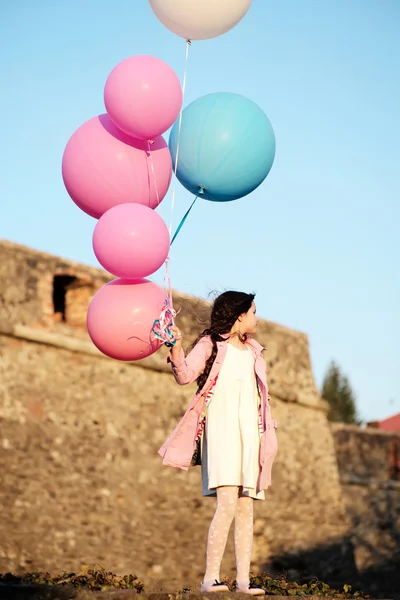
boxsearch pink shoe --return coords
[201,580,230,593]
[236,583,265,596]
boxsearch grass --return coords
[0,565,371,597]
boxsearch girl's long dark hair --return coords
[190,291,255,390]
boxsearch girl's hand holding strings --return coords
[170,325,182,360]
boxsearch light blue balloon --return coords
[169,92,275,202]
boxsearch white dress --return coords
[201,344,265,500]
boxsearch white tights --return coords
[203,486,254,586]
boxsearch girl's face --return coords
[239,302,258,335]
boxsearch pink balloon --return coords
[62,114,172,219]
[104,55,183,141]
[93,203,170,279]
[87,279,166,361]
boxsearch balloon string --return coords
[169,38,191,237]
[156,190,198,343]
[170,193,198,245]
[161,39,191,331]
[146,140,160,207]
[127,321,148,342]
[152,39,191,347]
[162,257,174,333]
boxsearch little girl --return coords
[158,291,278,595]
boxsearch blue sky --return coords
[1,0,399,422]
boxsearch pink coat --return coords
[158,336,278,491]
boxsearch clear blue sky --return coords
[1,0,399,422]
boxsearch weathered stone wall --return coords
[0,239,351,590]
[331,424,400,596]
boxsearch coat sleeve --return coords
[168,337,213,385]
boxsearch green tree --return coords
[321,361,361,424]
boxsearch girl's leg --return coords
[234,492,254,587]
[203,486,239,584]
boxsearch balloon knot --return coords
[198,186,206,195]
[151,298,178,347]
[186,39,192,45]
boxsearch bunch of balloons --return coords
[62,55,183,361]
[62,0,276,362]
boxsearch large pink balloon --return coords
[62,114,172,219]
[93,203,170,279]
[87,279,166,361]
[104,55,182,141]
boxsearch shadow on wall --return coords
[262,539,358,590]
[262,488,400,599]
[347,484,400,598]
[265,543,399,597]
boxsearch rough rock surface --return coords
[0,240,398,597]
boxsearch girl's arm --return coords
[168,327,212,386]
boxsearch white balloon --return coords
[149,0,252,41]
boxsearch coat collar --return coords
[246,337,265,353]
[216,335,265,354]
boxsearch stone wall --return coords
[0,239,353,590]
[331,424,400,596]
